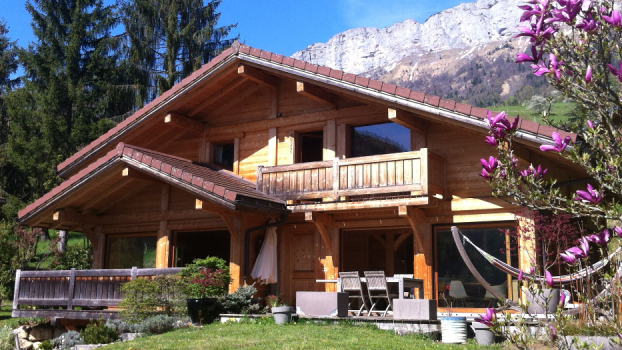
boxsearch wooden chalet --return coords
[18,41,585,312]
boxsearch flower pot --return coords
[271,306,292,325]
[471,321,495,346]
[525,288,560,315]
[186,298,218,325]
[441,316,467,344]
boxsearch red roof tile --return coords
[20,143,287,223]
[56,41,576,179]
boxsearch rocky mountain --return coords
[292,0,551,107]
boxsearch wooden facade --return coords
[19,42,585,310]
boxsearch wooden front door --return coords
[280,225,321,304]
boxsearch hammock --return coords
[454,227,620,288]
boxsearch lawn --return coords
[104,320,506,350]
[488,102,575,125]
[0,306,32,329]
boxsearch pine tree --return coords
[121,0,238,104]
[3,0,136,218]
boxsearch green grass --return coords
[29,231,89,269]
[0,306,32,329]
[104,320,506,350]
[488,102,575,125]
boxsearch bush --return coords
[119,274,186,324]
[179,256,230,298]
[220,284,264,314]
[50,244,92,270]
[81,320,119,344]
[38,340,53,350]
[52,330,83,350]
[0,326,13,350]
[106,315,191,335]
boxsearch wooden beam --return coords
[53,209,96,225]
[121,167,158,182]
[304,211,333,255]
[297,82,335,106]
[220,214,240,241]
[324,120,336,160]
[393,233,410,252]
[398,205,426,249]
[388,108,426,134]
[195,198,234,216]
[164,113,205,133]
[188,77,247,117]
[238,64,277,88]
[268,128,277,166]
[233,138,240,175]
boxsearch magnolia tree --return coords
[476,0,622,347]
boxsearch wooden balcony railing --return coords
[256,149,444,201]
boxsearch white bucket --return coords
[441,317,467,344]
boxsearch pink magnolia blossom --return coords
[540,132,571,152]
[606,62,622,82]
[545,270,554,287]
[475,308,496,327]
[587,120,594,129]
[602,8,622,27]
[585,65,592,83]
[586,229,610,246]
[575,184,602,204]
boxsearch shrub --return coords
[106,315,191,335]
[119,274,186,324]
[81,320,119,344]
[179,256,230,298]
[0,326,13,350]
[52,330,83,350]
[38,340,53,350]
[50,244,92,270]
[220,284,264,314]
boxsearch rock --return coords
[28,325,54,341]
[15,326,30,339]
[121,333,142,342]
[19,338,33,350]
[32,341,42,349]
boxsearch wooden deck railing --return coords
[12,267,181,319]
[256,149,444,201]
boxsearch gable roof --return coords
[56,41,576,178]
[19,142,288,225]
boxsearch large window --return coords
[351,123,410,158]
[435,224,518,308]
[341,228,413,276]
[106,234,157,269]
[173,230,230,267]
[297,130,324,163]
[214,143,235,170]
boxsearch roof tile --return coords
[141,155,153,165]
[557,129,577,142]
[354,76,370,87]
[192,176,204,187]
[368,80,383,91]
[520,119,540,133]
[171,167,183,178]
[410,91,425,102]
[213,185,226,197]
[260,51,272,60]
[182,171,193,183]
[470,107,489,119]
[439,99,456,111]
[132,150,143,161]
[395,87,411,99]
[225,190,237,202]
[343,73,356,83]
[282,57,295,66]
[249,48,262,57]
[161,163,172,174]
[381,83,397,94]
[317,66,331,76]
[294,59,306,70]
[151,159,162,170]
[537,125,557,138]
[239,45,251,54]
[424,95,441,107]
[329,69,344,80]
[304,63,318,74]
[270,54,284,64]
[203,181,215,192]
[454,103,472,115]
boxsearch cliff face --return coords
[292,0,550,107]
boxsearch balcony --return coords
[256,149,444,210]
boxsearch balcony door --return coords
[341,228,414,276]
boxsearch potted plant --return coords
[266,295,291,325]
[179,257,231,325]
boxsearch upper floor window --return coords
[214,143,235,170]
[297,130,324,163]
[351,122,410,157]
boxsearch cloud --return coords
[340,0,467,29]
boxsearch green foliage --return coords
[119,275,186,324]
[52,330,83,350]
[120,0,238,103]
[0,326,12,350]
[179,256,231,298]
[50,244,92,270]
[220,284,264,314]
[81,320,119,345]
[106,315,191,335]
[38,340,53,350]
[0,222,40,300]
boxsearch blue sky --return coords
[3,0,469,56]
